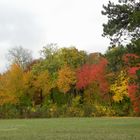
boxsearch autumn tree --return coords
[38,45,87,73]
[77,58,109,98]
[0,64,24,106]
[33,70,52,105]
[102,0,140,115]
[123,53,140,115]
[0,73,17,106]
[57,65,76,94]
[110,70,129,102]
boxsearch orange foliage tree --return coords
[57,65,76,93]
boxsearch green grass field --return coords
[0,117,140,140]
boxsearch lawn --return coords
[0,117,140,140]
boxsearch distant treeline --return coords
[0,0,140,118]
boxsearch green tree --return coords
[102,0,140,45]
[33,44,60,76]
[58,47,87,69]
[105,46,127,72]
[126,39,140,55]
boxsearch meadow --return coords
[0,117,140,140]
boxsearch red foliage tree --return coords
[123,53,140,115]
[123,53,139,64]
[128,84,140,114]
[76,58,109,96]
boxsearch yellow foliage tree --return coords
[57,65,76,93]
[110,70,129,102]
[0,75,17,105]
[34,70,52,96]
[0,64,24,105]
[23,71,33,89]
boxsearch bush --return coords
[0,104,19,118]
[82,104,96,117]
[66,107,84,117]
[94,105,116,117]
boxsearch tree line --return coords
[0,0,140,118]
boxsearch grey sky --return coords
[0,0,111,72]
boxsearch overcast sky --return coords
[0,0,112,72]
